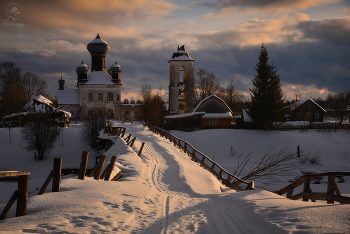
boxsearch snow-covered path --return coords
[1,122,349,233]
[120,123,285,233]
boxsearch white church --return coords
[57,34,141,120]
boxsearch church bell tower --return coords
[168,45,195,115]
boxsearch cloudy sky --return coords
[1,0,349,102]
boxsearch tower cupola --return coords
[58,72,65,90]
[87,34,110,72]
[76,60,89,84]
[110,61,122,84]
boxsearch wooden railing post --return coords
[104,156,117,181]
[138,142,145,157]
[327,174,335,204]
[16,175,28,217]
[52,158,62,192]
[286,187,294,199]
[191,149,196,161]
[94,155,107,180]
[78,151,89,180]
[302,175,310,201]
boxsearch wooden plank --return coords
[290,192,303,200]
[0,190,19,220]
[0,171,30,177]
[94,155,107,180]
[104,156,118,181]
[327,175,335,204]
[303,175,310,201]
[334,184,341,196]
[286,187,294,199]
[38,170,54,195]
[78,151,89,180]
[110,167,122,181]
[52,158,62,192]
[87,164,98,177]
[16,175,29,217]
[275,176,304,195]
[138,142,145,157]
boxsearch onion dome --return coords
[110,61,122,73]
[169,45,194,61]
[87,33,110,55]
[58,72,65,90]
[76,60,89,73]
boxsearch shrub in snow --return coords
[20,113,60,160]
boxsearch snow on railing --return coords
[146,123,255,191]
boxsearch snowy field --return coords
[0,121,349,233]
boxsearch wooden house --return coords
[164,94,233,130]
[285,97,326,122]
[193,94,233,127]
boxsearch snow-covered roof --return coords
[57,89,80,105]
[287,97,326,112]
[193,94,233,114]
[242,109,253,122]
[202,112,233,119]
[23,95,52,111]
[168,48,195,62]
[164,112,205,119]
[89,36,108,44]
[84,71,115,85]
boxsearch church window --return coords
[107,93,113,102]
[98,109,103,117]
[209,119,219,125]
[108,109,113,118]
[97,93,103,102]
[87,93,93,102]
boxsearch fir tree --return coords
[248,44,285,130]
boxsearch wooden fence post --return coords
[302,175,310,201]
[138,142,145,157]
[94,155,107,180]
[129,137,136,147]
[0,190,19,220]
[104,156,117,181]
[125,133,132,143]
[297,145,300,158]
[327,174,335,204]
[16,175,29,217]
[191,149,196,161]
[78,151,89,180]
[52,158,62,192]
[286,187,294,199]
[121,128,126,137]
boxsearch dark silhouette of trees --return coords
[80,108,106,149]
[20,113,60,160]
[0,61,47,117]
[248,44,285,129]
[140,84,165,127]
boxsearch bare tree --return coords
[20,113,60,160]
[232,149,298,189]
[22,72,47,103]
[194,68,220,103]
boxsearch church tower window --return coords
[97,93,103,102]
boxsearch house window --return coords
[87,93,93,102]
[315,113,319,119]
[209,119,219,125]
[107,93,113,102]
[98,109,103,117]
[97,93,103,102]
[87,109,93,117]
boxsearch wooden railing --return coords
[275,171,350,204]
[0,171,30,220]
[146,123,254,191]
